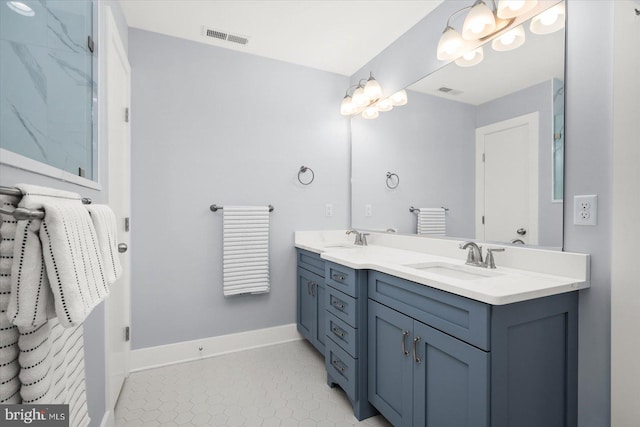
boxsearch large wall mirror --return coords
[351,1,565,249]
[0,0,97,180]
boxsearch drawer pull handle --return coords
[332,299,346,311]
[413,336,421,364]
[332,359,346,373]
[401,331,409,356]
[332,273,346,281]
[332,326,346,338]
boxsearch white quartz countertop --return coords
[295,231,590,305]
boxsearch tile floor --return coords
[115,340,393,427]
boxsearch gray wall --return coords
[477,79,563,248]
[0,2,129,426]
[128,29,350,349]
[351,0,613,424]
[351,91,476,236]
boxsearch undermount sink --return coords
[323,243,359,249]
[403,262,502,281]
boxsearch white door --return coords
[475,112,539,244]
[105,8,131,410]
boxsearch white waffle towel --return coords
[416,208,446,236]
[223,206,270,296]
[85,205,122,285]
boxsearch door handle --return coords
[413,336,421,364]
[516,228,527,236]
[401,331,409,356]
[118,243,128,253]
[311,282,316,297]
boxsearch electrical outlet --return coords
[325,204,333,217]
[365,204,373,217]
[573,195,597,226]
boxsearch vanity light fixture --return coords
[6,1,35,16]
[437,0,564,67]
[340,73,408,119]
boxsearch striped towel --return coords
[416,208,446,236]
[85,205,122,285]
[223,206,270,296]
[0,195,21,404]
[8,184,109,328]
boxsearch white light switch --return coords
[325,204,333,217]
[365,204,373,217]
[573,195,597,226]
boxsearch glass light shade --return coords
[530,3,565,34]
[491,25,525,51]
[375,98,394,112]
[352,87,369,108]
[389,90,408,106]
[462,1,496,40]
[364,78,382,101]
[455,46,484,67]
[362,107,379,120]
[6,1,35,16]
[340,96,355,116]
[496,0,538,19]
[437,27,464,60]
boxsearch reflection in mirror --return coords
[351,1,565,249]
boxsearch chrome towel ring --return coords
[298,166,314,185]
[386,172,399,189]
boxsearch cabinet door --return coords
[314,282,326,352]
[297,267,319,345]
[368,301,414,427]
[413,321,489,427]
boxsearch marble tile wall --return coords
[0,0,94,178]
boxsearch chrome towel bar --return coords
[409,206,449,213]
[210,204,274,213]
[0,185,92,220]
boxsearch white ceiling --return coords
[118,0,444,76]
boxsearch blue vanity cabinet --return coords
[368,271,577,427]
[296,249,326,354]
[324,261,378,421]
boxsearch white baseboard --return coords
[100,410,114,427]
[130,323,303,372]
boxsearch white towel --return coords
[416,208,446,236]
[0,195,22,404]
[223,206,270,296]
[85,205,122,285]
[8,184,109,329]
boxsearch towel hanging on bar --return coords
[416,207,447,236]
[222,206,270,296]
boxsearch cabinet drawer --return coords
[326,287,357,327]
[326,338,356,402]
[326,312,358,358]
[369,271,490,350]
[326,262,357,297]
[297,249,325,277]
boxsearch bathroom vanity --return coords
[295,231,589,427]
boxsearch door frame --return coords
[104,5,131,412]
[475,112,539,244]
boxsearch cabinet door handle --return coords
[401,331,410,356]
[332,299,346,311]
[332,358,346,373]
[413,336,421,364]
[332,273,346,282]
[311,281,316,297]
[332,326,346,338]
[307,281,312,295]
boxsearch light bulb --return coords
[530,3,565,35]
[362,107,379,120]
[497,0,538,19]
[6,1,35,16]
[390,90,408,106]
[340,95,355,116]
[462,1,496,40]
[437,27,464,60]
[455,47,484,67]
[375,98,394,112]
[491,25,525,51]
[364,77,382,101]
[352,87,368,108]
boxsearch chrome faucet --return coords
[483,248,505,269]
[346,229,369,246]
[459,241,483,266]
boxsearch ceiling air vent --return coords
[437,87,463,95]
[202,26,249,46]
